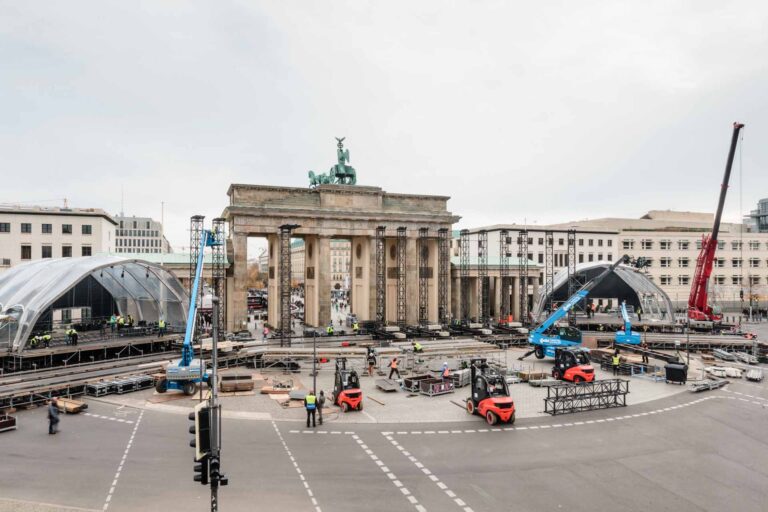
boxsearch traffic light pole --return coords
[210,297,222,512]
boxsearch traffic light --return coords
[189,401,211,485]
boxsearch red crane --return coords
[688,122,745,327]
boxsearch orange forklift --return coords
[331,358,363,412]
[551,347,595,383]
[466,358,515,425]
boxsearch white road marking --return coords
[386,434,474,512]
[102,410,143,511]
[84,412,133,425]
[352,433,425,511]
[272,421,322,512]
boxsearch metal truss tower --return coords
[418,228,429,325]
[438,228,450,325]
[459,229,470,322]
[478,230,489,326]
[499,229,511,323]
[396,227,407,329]
[518,230,529,325]
[279,224,298,347]
[545,230,555,313]
[212,218,227,334]
[375,226,386,325]
[567,229,587,315]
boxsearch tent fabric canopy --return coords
[0,256,188,353]
[532,261,674,323]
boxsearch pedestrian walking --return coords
[367,349,377,377]
[304,389,317,428]
[388,357,400,380]
[641,341,649,364]
[317,390,326,425]
[48,398,60,435]
[612,350,621,376]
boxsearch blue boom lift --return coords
[614,301,641,345]
[156,228,220,395]
[523,255,629,359]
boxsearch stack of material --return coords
[56,397,87,414]
[219,370,255,392]
[260,377,294,394]
[690,379,728,392]
[451,368,472,388]
[518,370,548,382]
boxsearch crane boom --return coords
[181,230,211,367]
[688,122,745,324]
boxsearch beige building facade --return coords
[0,205,116,272]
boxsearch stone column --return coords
[428,239,439,323]
[451,276,460,322]
[385,238,397,324]
[229,233,248,332]
[317,235,332,327]
[406,235,419,325]
[304,235,319,327]
[367,236,378,322]
[492,276,501,321]
[351,236,371,321]
[510,276,519,322]
[267,234,280,328]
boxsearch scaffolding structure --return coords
[438,228,450,325]
[211,218,227,334]
[278,224,298,347]
[418,228,429,325]
[189,215,205,339]
[499,229,511,322]
[567,229,584,316]
[478,230,489,325]
[544,230,555,313]
[517,230,529,325]
[396,227,407,329]
[375,226,386,325]
[459,229,470,322]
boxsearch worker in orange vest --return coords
[441,362,451,381]
[388,357,400,379]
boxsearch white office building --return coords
[0,205,116,272]
[114,215,172,255]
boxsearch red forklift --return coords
[551,347,595,383]
[466,358,515,425]
[331,358,363,412]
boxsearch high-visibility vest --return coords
[327,326,333,334]
[442,368,451,378]
[414,343,423,351]
[118,317,125,325]
[158,319,165,328]
[390,359,398,369]
[612,355,620,366]
[305,394,316,410]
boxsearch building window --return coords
[660,240,671,250]
[21,245,31,260]
[62,245,72,257]
[678,240,690,250]
[146,221,151,229]
[578,254,584,263]
[660,257,672,268]
[0,258,10,266]
[750,258,760,268]
[750,276,760,285]
[42,245,52,258]
[62,224,72,234]
[660,275,672,285]
[537,253,544,264]
[0,223,10,233]
[82,246,92,257]
[678,275,690,285]
[42,223,52,234]
[119,221,124,228]
[717,241,725,250]
[588,239,594,247]
[558,238,564,246]
[538,238,543,245]
[598,253,603,261]
[749,240,760,250]
[731,240,742,251]
[641,240,653,250]
[732,275,743,285]
[607,240,613,247]
[715,258,725,268]
[607,254,613,261]
[598,239,603,247]
[133,221,137,229]
[578,239,584,246]
[696,239,702,250]
[678,257,689,268]
[622,240,634,250]
[643,257,652,266]
[82,224,92,235]
[732,258,742,268]
[588,254,594,262]
[21,223,32,234]
[714,275,725,285]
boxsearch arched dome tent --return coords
[532,261,674,324]
[0,256,188,353]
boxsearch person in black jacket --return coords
[48,398,60,435]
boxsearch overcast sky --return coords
[1,1,766,255]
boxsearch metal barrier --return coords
[544,379,629,416]
[419,378,454,397]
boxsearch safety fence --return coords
[544,379,629,416]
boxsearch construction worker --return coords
[117,315,125,330]
[641,341,649,364]
[367,348,377,377]
[29,335,40,348]
[412,341,424,354]
[326,322,334,336]
[66,327,78,346]
[158,318,166,338]
[317,390,326,425]
[612,350,621,376]
[441,362,451,381]
[42,333,52,348]
[352,321,359,334]
[304,389,317,428]
[109,314,117,333]
[48,398,60,435]
[388,357,400,380]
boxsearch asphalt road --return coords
[1,380,767,512]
